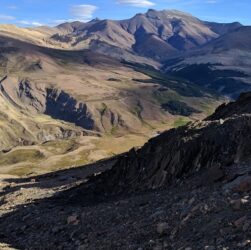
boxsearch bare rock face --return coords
[0,77,153,137]
[95,116,251,193]
[207,92,251,120]
[224,175,251,193]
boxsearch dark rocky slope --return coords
[164,27,251,97]
[66,92,251,197]
[1,93,251,249]
[207,92,251,120]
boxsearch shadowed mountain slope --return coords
[207,91,251,120]
[50,9,230,62]
[164,26,251,97]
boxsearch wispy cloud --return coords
[206,0,217,3]
[18,20,43,26]
[117,0,155,7]
[163,0,218,5]
[0,14,15,21]
[70,4,98,21]
[7,5,18,10]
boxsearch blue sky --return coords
[0,0,250,26]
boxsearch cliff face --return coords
[93,116,251,194]
[0,77,83,150]
[207,92,251,120]
[0,77,166,134]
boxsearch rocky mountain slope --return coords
[64,92,251,196]
[0,32,220,149]
[1,9,249,100]
[0,8,251,250]
[207,92,251,120]
[0,24,223,175]
[164,26,251,97]
[1,92,251,249]
[49,9,241,62]
[0,10,243,64]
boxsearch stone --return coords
[220,227,233,236]
[204,246,215,250]
[67,215,79,225]
[224,175,251,193]
[151,210,164,219]
[156,222,169,235]
[203,166,225,183]
[78,244,88,250]
[243,221,251,232]
[230,199,241,210]
[219,119,224,125]
[234,216,247,229]
[241,198,249,204]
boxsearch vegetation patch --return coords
[161,100,201,116]
[41,139,79,154]
[0,149,44,165]
[168,63,250,97]
[173,117,190,128]
[124,61,206,97]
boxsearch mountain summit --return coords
[51,9,229,60]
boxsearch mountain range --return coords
[1,8,251,250]
[0,9,250,174]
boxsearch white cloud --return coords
[70,4,98,21]
[51,19,81,25]
[7,5,18,10]
[18,20,43,26]
[117,0,155,7]
[52,19,74,24]
[0,14,15,21]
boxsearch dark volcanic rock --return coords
[89,115,251,194]
[58,93,251,201]
[207,92,251,120]
[62,92,251,198]
[1,93,251,250]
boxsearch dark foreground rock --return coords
[0,168,251,250]
[1,92,251,249]
[74,114,251,197]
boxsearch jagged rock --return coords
[234,216,247,229]
[156,222,169,235]
[207,92,251,121]
[224,175,251,193]
[230,199,242,210]
[67,215,79,225]
[204,246,215,250]
[82,114,251,195]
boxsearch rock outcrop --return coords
[207,92,251,120]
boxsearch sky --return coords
[0,0,250,27]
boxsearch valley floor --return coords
[0,119,176,177]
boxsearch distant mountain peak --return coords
[146,9,194,17]
[90,18,101,23]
